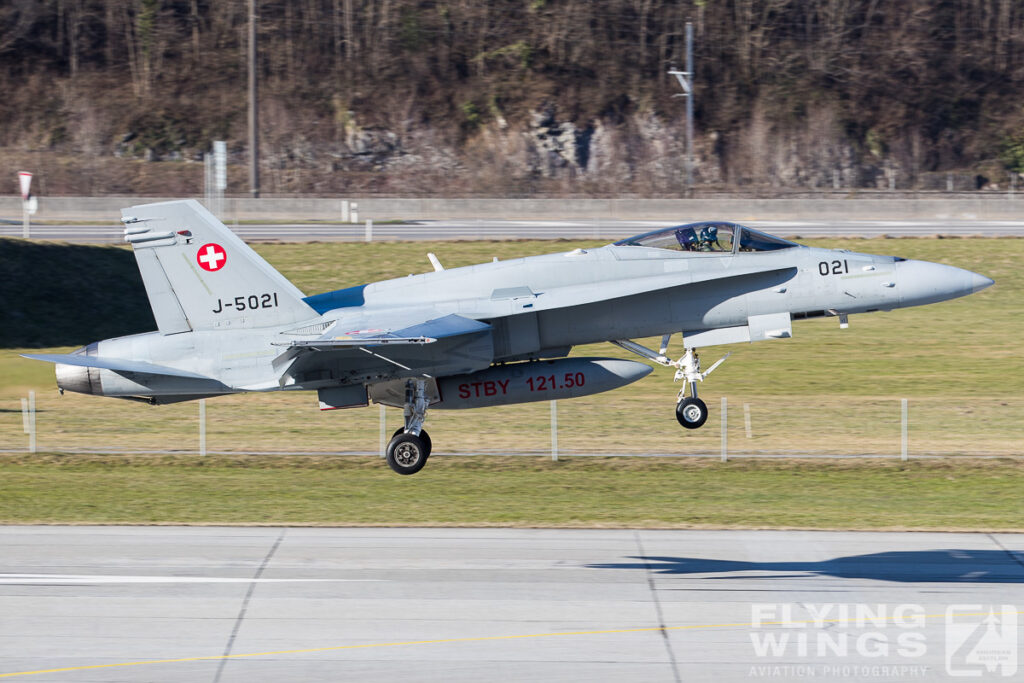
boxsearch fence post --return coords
[720,396,728,462]
[743,402,752,439]
[22,395,36,454]
[341,199,350,223]
[199,399,207,456]
[379,404,386,458]
[365,218,373,242]
[900,398,908,461]
[550,400,558,461]
[29,391,36,453]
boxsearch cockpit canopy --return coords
[614,221,798,254]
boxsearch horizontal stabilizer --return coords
[21,353,214,380]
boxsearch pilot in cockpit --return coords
[698,224,720,251]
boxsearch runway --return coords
[1,527,1021,682]
[3,218,1024,243]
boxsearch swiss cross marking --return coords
[197,243,227,271]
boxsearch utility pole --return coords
[248,0,260,199]
[669,22,695,196]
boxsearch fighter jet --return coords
[24,201,993,474]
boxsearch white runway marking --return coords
[0,573,378,585]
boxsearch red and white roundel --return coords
[196,243,227,271]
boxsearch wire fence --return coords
[4,390,1021,460]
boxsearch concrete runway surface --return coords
[0,527,1022,682]
[4,218,1024,243]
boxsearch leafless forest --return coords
[2,1,1024,196]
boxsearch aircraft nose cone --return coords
[896,260,994,307]
[970,272,995,293]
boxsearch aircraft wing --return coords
[271,313,494,383]
[276,312,488,350]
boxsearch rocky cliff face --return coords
[2,93,1005,198]
[288,103,952,197]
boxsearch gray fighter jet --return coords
[25,200,993,474]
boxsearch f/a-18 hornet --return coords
[26,201,993,474]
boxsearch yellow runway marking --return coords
[0,611,1017,679]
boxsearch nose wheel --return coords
[676,397,708,429]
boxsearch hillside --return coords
[2,1,1024,196]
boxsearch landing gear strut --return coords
[674,347,710,429]
[385,379,432,475]
[612,336,728,432]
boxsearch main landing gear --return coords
[613,336,729,432]
[385,379,432,475]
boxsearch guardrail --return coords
[2,195,1024,222]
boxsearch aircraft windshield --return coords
[614,221,798,253]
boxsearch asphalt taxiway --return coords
[0,527,1021,682]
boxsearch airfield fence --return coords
[4,391,1022,459]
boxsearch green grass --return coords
[0,454,1020,530]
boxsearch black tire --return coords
[392,427,431,457]
[676,397,708,429]
[386,433,429,475]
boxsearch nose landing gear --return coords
[673,347,726,429]
[613,337,728,431]
[385,379,432,475]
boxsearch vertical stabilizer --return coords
[122,200,316,332]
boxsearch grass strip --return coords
[0,454,1020,531]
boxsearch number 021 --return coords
[818,260,849,276]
